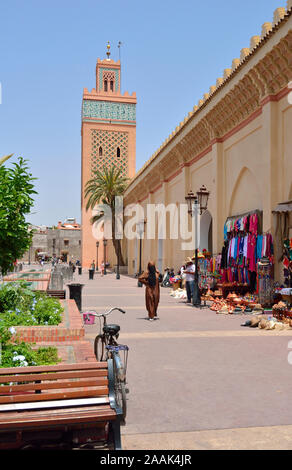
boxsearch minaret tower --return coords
[81,42,137,268]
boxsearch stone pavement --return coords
[67,270,292,450]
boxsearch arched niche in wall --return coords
[229,167,263,217]
[199,210,213,253]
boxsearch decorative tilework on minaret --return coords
[81,43,137,268]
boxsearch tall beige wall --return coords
[125,91,292,276]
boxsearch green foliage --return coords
[0,157,37,275]
[85,164,129,212]
[1,340,61,368]
[33,346,60,365]
[0,282,63,326]
[0,285,62,368]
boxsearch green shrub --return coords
[1,343,61,368]
[0,282,62,368]
[0,282,63,326]
[0,325,60,368]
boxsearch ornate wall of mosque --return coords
[124,5,292,280]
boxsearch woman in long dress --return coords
[138,261,160,321]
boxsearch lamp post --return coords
[28,227,33,265]
[137,219,145,287]
[185,186,210,307]
[116,240,121,280]
[103,238,107,275]
[96,242,99,271]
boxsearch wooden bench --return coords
[47,290,66,299]
[0,360,123,450]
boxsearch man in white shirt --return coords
[184,258,196,303]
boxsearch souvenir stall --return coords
[282,238,292,288]
[257,256,274,307]
[273,201,292,310]
[206,209,276,314]
[218,210,274,297]
[274,239,292,310]
[169,275,182,290]
[170,251,213,300]
[198,251,222,292]
[273,200,292,288]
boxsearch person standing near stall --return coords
[184,258,196,303]
[138,261,160,321]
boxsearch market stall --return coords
[218,210,274,295]
[273,200,292,289]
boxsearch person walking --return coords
[180,263,186,289]
[184,258,196,303]
[138,261,160,321]
[100,260,105,276]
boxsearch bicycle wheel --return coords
[113,360,127,421]
[115,378,127,422]
[94,334,106,361]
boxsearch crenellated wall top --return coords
[83,87,137,104]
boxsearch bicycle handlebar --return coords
[84,307,126,318]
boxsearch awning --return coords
[273,201,292,213]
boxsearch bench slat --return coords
[0,362,107,375]
[0,387,109,405]
[0,377,108,395]
[2,403,111,417]
[0,396,110,413]
[0,406,116,430]
[0,369,107,384]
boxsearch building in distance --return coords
[21,218,81,264]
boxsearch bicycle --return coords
[83,307,129,423]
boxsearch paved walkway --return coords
[69,270,292,450]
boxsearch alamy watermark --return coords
[91,197,202,251]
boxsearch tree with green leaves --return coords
[0,157,37,275]
[85,165,129,267]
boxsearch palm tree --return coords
[85,165,129,267]
[0,154,13,166]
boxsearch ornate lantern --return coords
[196,185,210,214]
[185,190,197,216]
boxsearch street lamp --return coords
[28,244,31,265]
[185,190,196,216]
[28,226,33,265]
[196,185,210,214]
[103,238,107,275]
[116,238,121,280]
[185,186,210,307]
[96,241,99,271]
[137,219,146,287]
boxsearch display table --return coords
[217,283,250,299]
[279,288,292,306]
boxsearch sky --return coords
[0,0,284,226]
